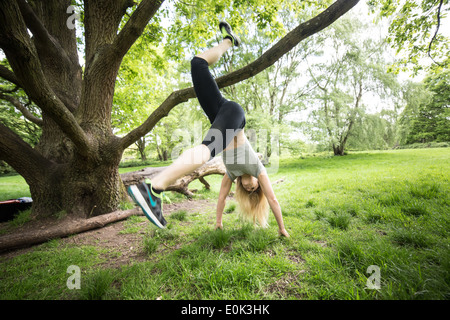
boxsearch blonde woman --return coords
[128,22,289,237]
[216,129,289,237]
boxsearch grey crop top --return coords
[222,139,266,181]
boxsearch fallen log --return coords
[0,208,142,252]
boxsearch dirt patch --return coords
[286,250,306,264]
[265,271,306,299]
[64,198,216,268]
[0,198,217,264]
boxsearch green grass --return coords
[0,175,30,201]
[0,148,449,300]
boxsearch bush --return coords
[396,142,449,149]
[0,161,17,176]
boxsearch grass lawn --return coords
[0,148,449,300]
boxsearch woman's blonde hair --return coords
[235,176,269,227]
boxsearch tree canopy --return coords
[369,0,449,74]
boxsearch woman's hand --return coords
[258,173,289,238]
[215,175,232,232]
[278,228,290,238]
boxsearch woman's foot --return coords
[128,180,167,228]
[219,21,241,46]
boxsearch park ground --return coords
[0,148,449,300]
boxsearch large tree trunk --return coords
[333,144,345,156]
[0,0,360,220]
[30,158,126,218]
[0,120,126,217]
[0,0,153,217]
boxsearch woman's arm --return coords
[215,174,233,229]
[258,173,290,237]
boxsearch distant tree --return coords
[346,111,398,150]
[396,81,432,145]
[306,16,399,155]
[406,70,450,143]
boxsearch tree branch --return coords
[113,0,164,60]
[85,0,126,64]
[23,0,82,112]
[120,88,194,149]
[0,1,94,158]
[0,208,141,252]
[16,0,73,68]
[79,0,163,130]
[0,92,43,126]
[120,156,226,197]
[0,121,52,183]
[16,0,50,42]
[427,0,444,66]
[119,0,360,149]
[216,0,360,89]
[0,64,22,87]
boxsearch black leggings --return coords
[191,57,246,158]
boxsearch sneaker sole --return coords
[127,185,165,229]
[219,21,240,46]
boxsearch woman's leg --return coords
[202,100,246,158]
[190,39,232,123]
[128,23,240,229]
[151,144,211,191]
[197,38,232,65]
[151,40,233,191]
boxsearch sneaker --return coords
[127,181,167,228]
[219,21,241,47]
